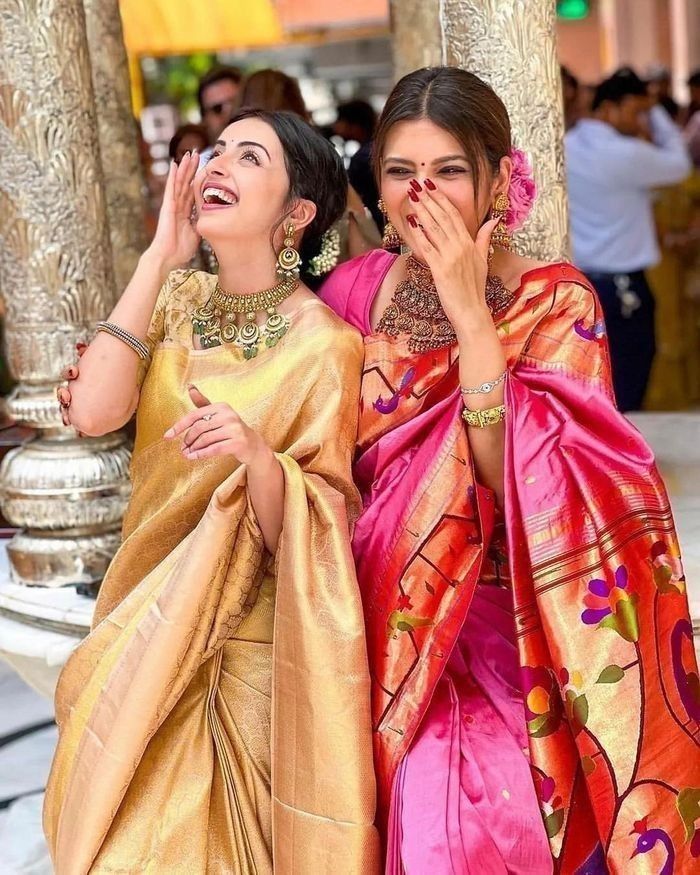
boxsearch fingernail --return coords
[424,178,437,191]
[410,179,422,192]
[76,342,87,351]
[163,428,174,438]
[407,215,418,228]
[67,366,77,379]
[408,189,419,203]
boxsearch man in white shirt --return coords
[566,68,691,411]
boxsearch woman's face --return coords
[380,118,509,243]
[194,117,296,247]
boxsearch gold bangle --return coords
[461,404,506,428]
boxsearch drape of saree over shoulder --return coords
[321,251,700,874]
[43,270,381,874]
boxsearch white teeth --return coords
[203,186,237,205]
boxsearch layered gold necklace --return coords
[192,277,298,359]
[377,256,514,354]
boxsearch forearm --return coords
[456,308,507,506]
[68,250,170,435]
[246,448,286,554]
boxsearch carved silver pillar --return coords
[83,0,147,292]
[391,0,568,261]
[0,0,131,589]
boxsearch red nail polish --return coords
[408,189,419,202]
[424,178,437,191]
[410,179,422,192]
[407,215,418,228]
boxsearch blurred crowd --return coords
[564,64,699,412]
[140,61,700,413]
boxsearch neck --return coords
[210,237,281,294]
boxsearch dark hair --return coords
[592,67,648,110]
[336,100,377,138]
[372,67,511,198]
[561,66,579,91]
[226,108,347,285]
[197,66,244,114]
[238,70,309,120]
[169,124,208,160]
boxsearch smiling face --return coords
[195,116,299,250]
[379,118,510,244]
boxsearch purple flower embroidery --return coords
[581,565,639,642]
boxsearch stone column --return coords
[0,0,131,590]
[391,0,568,261]
[83,0,148,293]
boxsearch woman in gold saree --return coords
[45,110,379,873]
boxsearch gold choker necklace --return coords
[377,257,514,354]
[192,277,298,358]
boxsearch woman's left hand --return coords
[403,181,499,335]
[164,385,271,465]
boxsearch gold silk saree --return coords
[43,270,380,874]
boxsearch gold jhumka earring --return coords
[378,197,402,250]
[276,222,302,279]
[490,193,512,251]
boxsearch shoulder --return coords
[298,297,363,358]
[319,249,395,328]
[161,269,214,304]
[518,262,597,317]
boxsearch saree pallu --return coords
[43,273,380,874]
[322,253,700,873]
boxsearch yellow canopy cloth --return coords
[43,271,380,873]
[119,0,283,55]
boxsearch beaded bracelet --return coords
[96,321,150,360]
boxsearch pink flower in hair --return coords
[506,147,537,232]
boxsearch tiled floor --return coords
[0,662,54,874]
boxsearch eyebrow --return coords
[384,154,469,165]
[214,139,272,160]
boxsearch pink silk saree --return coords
[321,250,700,874]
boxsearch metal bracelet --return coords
[95,321,150,360]
[460,370,507,395]
[461,404,506,429]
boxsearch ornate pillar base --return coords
[0,423,131,588]
[0,383,132,595]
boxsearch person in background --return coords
[647,65,681,122]
[238,70,380,265]
[333,100,382,228]
[684,70,700,166]
[561,65,581,131]
[169,124,208,164]
[565,67,691,411]
[239,69,309,120]
[197,65,244,145]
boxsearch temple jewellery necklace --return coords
[377,255,514,354]
[192,225,300,359]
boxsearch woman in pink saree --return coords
[322,68,700,873]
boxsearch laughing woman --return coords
[44,111,379,874]
[322,68,700,873]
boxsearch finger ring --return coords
[202,413,214,422]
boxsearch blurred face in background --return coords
[598,94,649,137]
[173,130,208,164]
[201,78,241,142]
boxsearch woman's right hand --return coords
[146,151,201,272]
[57,343,86,427]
